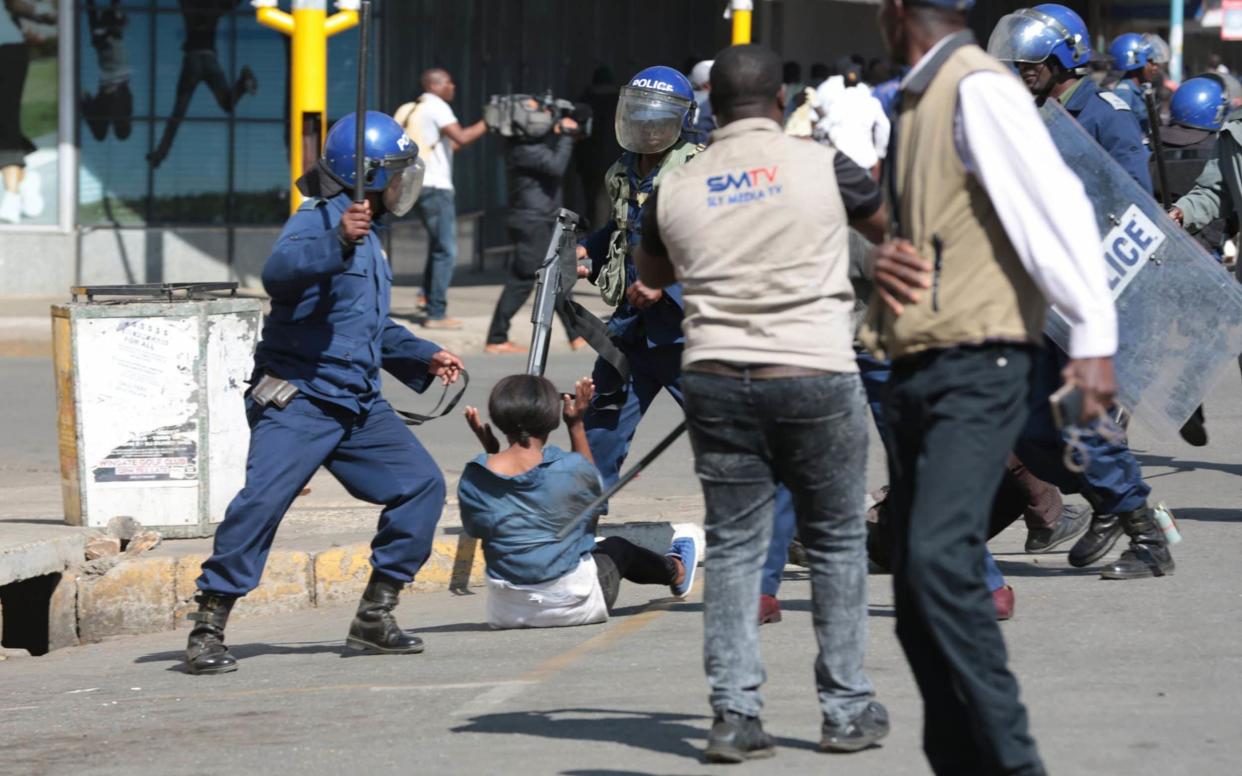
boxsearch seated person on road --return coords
[458,375,702,629]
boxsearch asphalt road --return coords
[3,359,1242,774]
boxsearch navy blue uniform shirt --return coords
[581,151,686,348]
[1063,77,1153,192]
[254,193,442,413]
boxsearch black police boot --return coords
[346,571,425,654]
[185,594,239,675]
[1067,512,1125,568]
[1100,507,1175,580]
[1179,405,1208,447]
[704,710,776,764]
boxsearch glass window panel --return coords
[232,14,287,121]
[150,119,230,224]
[2,6,59,227]
[79,121,152,226]
[326,19,380,122]
[150,4,253,121]
[231,121,289,224]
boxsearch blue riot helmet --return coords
[1109,32,1170,73]
[321,111,425,216]
[987,5,1092,70]
[616,66,695,154]
[1171,75,1229,132]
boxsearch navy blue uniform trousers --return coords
[197,394,446,597]
[1014,338,1149,515]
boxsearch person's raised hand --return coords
[562,377,594,426]
[339,200,373,244]
[1168,206,1184,226]
[626,281,664,310]
[870,239,932,316]
[428,350,465,385]
[464,406,500,454]
[556,117,580,135]
[1061,357,1117,425]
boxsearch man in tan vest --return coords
[865,1,1120,774]
[636,45,890,763]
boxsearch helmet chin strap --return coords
[1033,61,1079,105]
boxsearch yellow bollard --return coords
[253,0,359,213]
[730,0,753,45]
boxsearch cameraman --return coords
[485,99,587,354]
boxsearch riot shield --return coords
[1039,100,1242,436]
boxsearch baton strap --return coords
[394,369,470,426]
[557,297,632,383]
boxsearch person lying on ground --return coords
[458,374,703,629]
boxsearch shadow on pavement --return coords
[135,640,347,671]
[1174,507,1241,523]
[992,559,1098,577]
[1135,453,1242,480]
[451,707,822,762]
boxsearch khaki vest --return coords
[860,43,1045,361]
[393,95,435,156]
[598,140,702,307]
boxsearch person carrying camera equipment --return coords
[184,112,466,676]
[459,375,702,629]
[483,96,589,355]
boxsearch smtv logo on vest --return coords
[705,166,782,208]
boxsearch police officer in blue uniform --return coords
[992,4,1152,192]
[1107,32,1170,137]
[990,6,1174,581]
[575,66,798,562]
[185,112,466,675]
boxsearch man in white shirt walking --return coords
[864,1,1120,773]
[400,68,486,330]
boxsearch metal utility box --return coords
[53,284,263,538]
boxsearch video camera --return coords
[483,92,593,140]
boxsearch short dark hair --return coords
[710,44,783,116]
[488,375,561,443]
[809,61,831,81]
[782,60,802,83]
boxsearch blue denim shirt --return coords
[254,193,442,413]
[581,152,686,349]
[457,446,602,586]
[1064,78,1153,192]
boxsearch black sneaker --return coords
[820,701,890,753]
[704,710,776,764]
[1025,505,1091,553]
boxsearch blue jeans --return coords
[198,395,446,596]
[1015,339,1149,515]
[762,352,1007,596]
[685,369,874,725]
[414,187,457,320]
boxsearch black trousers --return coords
[592,536,676,611]
[884,345,1044,776]
[0,44,31,168]
[487,216,580,345]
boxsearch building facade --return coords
[0,0,1229,295]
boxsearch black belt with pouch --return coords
[252,373,300,409]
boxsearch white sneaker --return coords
[19,170,44,218]
[0,191,20,224]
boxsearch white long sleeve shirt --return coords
[903,41,1118,359]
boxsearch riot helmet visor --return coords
[382,156,424,217]
[615,86,690,154]
[988,9,1080,65]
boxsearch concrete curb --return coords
[63,537,488,647]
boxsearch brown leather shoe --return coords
[759,594,782,625]
[422,317,463,330]
[569,336,589,351]
[993,585,1015,621]
[484,341,528,355]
